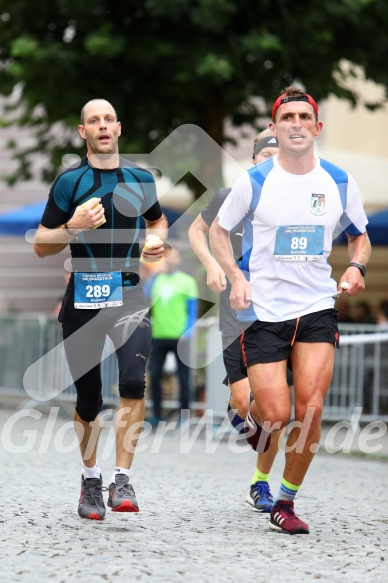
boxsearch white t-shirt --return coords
[217,155,368,322]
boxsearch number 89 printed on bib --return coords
[274,225,325,262]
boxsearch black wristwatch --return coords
[349,262,366,277]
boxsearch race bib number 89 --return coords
[274,225,325,261]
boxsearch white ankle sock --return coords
[82,463,101,479]
[110,466,131,484]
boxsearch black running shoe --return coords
[78,475,106,520]
[108,474,139,513]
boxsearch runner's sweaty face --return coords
[78,100,121,157]
[270,101,322,157]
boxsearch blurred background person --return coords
[146,248,198,426]
[352,300,376,324]
[376,299,388,329]
[335,297,354,323]
[188,129,290,513]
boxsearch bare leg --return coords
[230,371,287,475]
[283,342,335,485]
[256,427,286,474]
[249,375,289,474]
[229,374,286,481]
[229,377,250,418]
[73,409,101,467]
[248,360,292,430]
[115,397,145,469]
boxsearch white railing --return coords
[0,313,387,422]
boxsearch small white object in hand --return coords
[140,235,163,263]
[144,234,163,249]
[341,281,349,290]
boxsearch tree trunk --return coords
[194,89,226,202]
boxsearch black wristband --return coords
[349,262,366,277]
[64,222,76,236]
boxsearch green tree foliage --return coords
[0,0,387,195]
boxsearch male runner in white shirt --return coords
[209,86,371,534]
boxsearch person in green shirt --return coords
[147,248,198,424]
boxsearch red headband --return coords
[272,94,319,120]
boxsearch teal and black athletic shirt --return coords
[40,156,162,274]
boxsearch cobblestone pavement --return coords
[0,406,387,583]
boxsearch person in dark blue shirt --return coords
[34,99,168,521]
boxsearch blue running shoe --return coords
[246,481,273,513]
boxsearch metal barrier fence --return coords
[0,313,387,422]
[327,325,388,422]
[0,313,120,407]
[196,319,388,422]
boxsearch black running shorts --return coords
[241,308,339,370]
[59,284,151,420]
[222,333,246,386]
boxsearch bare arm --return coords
[34,224,75,258]
[188,214,226,293]
[209,217,252,311]
[34,198,105,258]
[347,231,371,265]
[337,231,372,296]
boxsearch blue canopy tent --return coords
[365,209,388,246]
[1,202,386,244]
[332,208,388,246]
[0,201,184,236]
[0,201,47,236]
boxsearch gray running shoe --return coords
[78,475,106,520]
[108,473,139,512]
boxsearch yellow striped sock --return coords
[251,469,270,485]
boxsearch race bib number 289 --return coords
[74,272,123,309]
[274,225,325,261]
